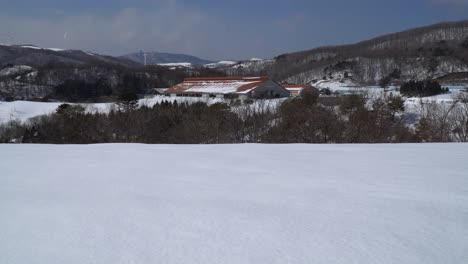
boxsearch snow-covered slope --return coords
[0,101,63,123]
[0,101,118,123]
[17,45,65,52]
[1,144,467,264]
[0,65,33,77]
[157,62,193,68]
[204,60,238,68]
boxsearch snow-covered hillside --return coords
[0,101,116,123]
[0,65,34,77]
[0,144,467,264]
[0,44,65,52]
[205,60,238,68]
[18,45,65,52]
[157,62,193,67]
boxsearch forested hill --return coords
[231,20,468,86]
[0,45,225,101]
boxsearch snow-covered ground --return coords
[0,144,467,264]
[0,101,113,124]
[0,101,63,123]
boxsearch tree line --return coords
[1,91,467,144]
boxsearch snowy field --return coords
[1,144,467,264]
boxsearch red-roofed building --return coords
[165,77,290,99]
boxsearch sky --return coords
[0,0,468,60]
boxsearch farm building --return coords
[283,84,320,97]
[164,77,290,99]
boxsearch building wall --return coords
[251,80,290,99]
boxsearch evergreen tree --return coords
[461,37,468,49]
[117,91,139,112]
[400,80,445,97]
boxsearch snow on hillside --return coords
[0,101,63,123]
[0,144,467,264]
[216,60,237,65]
[0,101,113,124]
[0,65,33,77]
[19,45,65,52]
[157,62,193,67]
[313,79,359,91]
[205,60,238,68]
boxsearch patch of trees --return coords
[400,80,448,97]
[432,40,452,57]
[379,68,401,88]
[461,37,468,49]
[55,79,113,102]
[264,93,412,143]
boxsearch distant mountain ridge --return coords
[121,51,214,65]
[0,44,137,67]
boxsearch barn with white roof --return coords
[164,77,290,99]
[283,84,319,97]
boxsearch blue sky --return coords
[0,0,467,60]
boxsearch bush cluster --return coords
[400,80,448,97]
